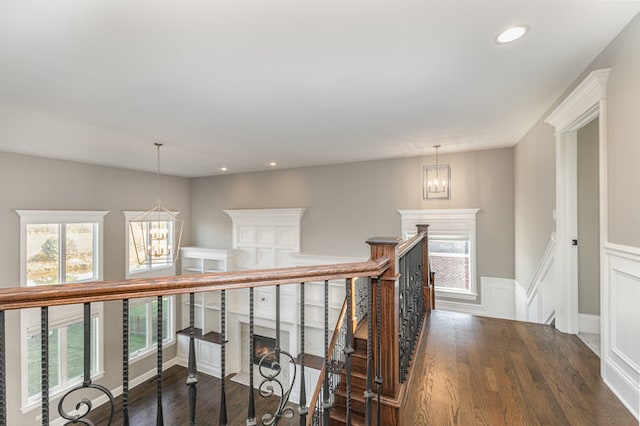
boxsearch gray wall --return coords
[190,147,515,300]
[514,118,556,287]
[0,151,190,425]
[606,14,640,247]
[514,13,640,288]
[577,119,600,316]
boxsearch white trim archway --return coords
[545,68,610,334]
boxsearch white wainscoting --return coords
[516,234,557,325]
[602,243,640,419]
[579,313,601,334]
[436,277,516,320]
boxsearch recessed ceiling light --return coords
[269,162,277,167]
[221,167,228,172]
[495,25,528,44]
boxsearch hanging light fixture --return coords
[130,143,184,266]
[423,144,450,200]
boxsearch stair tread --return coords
[330,408,366,426]
[334,386,368,401]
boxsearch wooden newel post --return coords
[415,224,433,311]
[366,237,401,399]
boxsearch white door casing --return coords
[545,68,609,335]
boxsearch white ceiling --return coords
[0,1,639,177]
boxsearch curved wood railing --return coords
[0,259,389,310]
[306,299,349,425]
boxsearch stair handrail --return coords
[0,258,390,310]
[306,298,349,425]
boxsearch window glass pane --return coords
[26,224,59,286]
[151,297,170,343]
[129,303,148,354]
[129,221,147,273]
[65,223,96,282]
[428,240,469,255]
[429,239,470,291]
[27,329,61,398]
[66,322,84,381]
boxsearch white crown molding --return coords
[545,68,610,132]
[224,208,306,220]
[16,209,109,222]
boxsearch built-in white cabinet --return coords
[176,247,235,377]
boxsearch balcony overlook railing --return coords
[0,225,431,426]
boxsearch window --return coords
[17,210,107,411]
[399,208,480,301]
[123,212,176,361]
[429,238,471,291]
[25,222,97,285]
[26,318,98,399]
[128,296,173,360]
[123,211,177,278]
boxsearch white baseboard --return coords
[578,313,600,334]
[436,277,517,320]
[604,359,639,420]
[435,299,487,316]
[50,357,178,426]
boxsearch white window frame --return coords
[123,211,177,279]
[399,208,480,301]
[123,211,177,362]
[127,296,176,363]
[16,210,108,412]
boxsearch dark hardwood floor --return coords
[86,366,299,426]
[401,310,637,426]
[84,310,635,425]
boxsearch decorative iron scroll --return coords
[57,382,114,426]
[258,350,296,425]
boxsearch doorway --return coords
[545,68,609,336]
[577,118,601,356]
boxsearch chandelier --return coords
[423,144,450,200]
[130,143,183,265]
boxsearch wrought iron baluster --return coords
[0,311,5,426]
[299,282,308,425]
[275,285,280,360]
[248,288,256,426]
[364,278,374,424]
[187,293,198,425]
[258,284,295,425]
[322,280,331,425]
[156,296,164,426]
[123,299,130,426]
[59,303,114,425]
[41,307,49,426]
[344,278,354,425]
[83,303,90,384]
[375,277,382,425]
[220,290,228,426]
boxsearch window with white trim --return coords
[123,212,176,361]
[17,210,107,411]
[429,237,471,291]
[128,296,174,360]
[123,211,177,278]
[399,208,480,301]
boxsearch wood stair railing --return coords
[330,320,369,425]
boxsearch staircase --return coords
[330,321,369,425]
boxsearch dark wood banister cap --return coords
[366,237,403,246]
